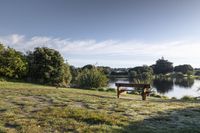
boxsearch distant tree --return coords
[69,65,80,84]
[0,45,28,78]
[153,57,173,74]
[82,64,95,70]
[76,68,108,88]
[174,64,193,75]
[129,65,153,75]
[27,47,71,86]
[97,66,111,75]
[195,71,200,76]
[128,65,153,81]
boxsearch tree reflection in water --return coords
[174,78,194,88]
[153,78,173,94]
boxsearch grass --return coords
[0,81,200,133]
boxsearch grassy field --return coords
[0,81,200,133]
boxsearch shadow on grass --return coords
[114,106,200,133]
[149,98,200,104]
[77,93,143,101]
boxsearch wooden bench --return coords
[115,83,151,100]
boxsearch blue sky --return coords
[0,0,200,67]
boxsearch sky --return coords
[0,0,200,68]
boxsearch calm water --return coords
[109,78,200,99]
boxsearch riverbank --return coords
[0,81,200,132]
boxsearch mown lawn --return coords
[0,81,200,133]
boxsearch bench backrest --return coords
[115,83,150,88]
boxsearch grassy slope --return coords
[0,81,200,133]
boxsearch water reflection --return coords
[174,78,194,88]
[153,79,173,94]
[109,77,200,98]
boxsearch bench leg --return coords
[117,86,120,98]
[141,88,147,100]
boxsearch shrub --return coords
[150,93,162,98]
[171,97,177,100]
[77,68,108,89]
[161,95,169,99]
[181,95,196,101]
[174,72,184,78]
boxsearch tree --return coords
[128,65,153,75]
[97,66,111,75]
[174,64,193,75]
[153,57,173,74]
[0,45,28,78]
[76,68,108,88]
[82,64,95,70]
[27,47,71,86]
[195,71,200,76]
[62,63,72,86]
[128,65,153,81]
[69,65,80,84]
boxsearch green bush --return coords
[150,93,162,98]
[181,95,196,101]
[161,95,169,99]
[174,72,184,78]
[77,68,108,89]
[171,97,177,100]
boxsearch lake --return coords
[109,77,200,99]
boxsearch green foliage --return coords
[195,71,200,76]
[128,65,153,82]
[174,72,184,78]
[153,57,173,74]
[181,95,196,101]
[96,87,115,92]
[77,68,108,89]
[97,66,111,75]
[69,65,80,84]
[129,65,153,74]
[0,44,28,79]
[27,47,71,86]
[82,64,95,70]
[174,64,193,74]
[62,63,72,86]
[171,97,177,100]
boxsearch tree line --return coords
[0,44,108,88]
[0,43,199,89]
[111,57,197,79]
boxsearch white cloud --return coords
[0,34,200,67]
